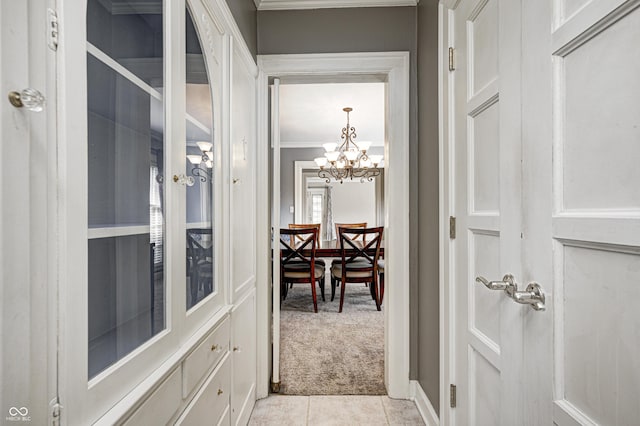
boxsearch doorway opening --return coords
[255,52,411,400]
[276,81,386,394]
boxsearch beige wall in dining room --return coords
[259,6,442,412]
[328,180,377,228]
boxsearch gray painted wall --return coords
[280,147,325,227]
[225,0,257,58]
[418,0,440,412]
[257,7,417,55]
[258,7,440,409]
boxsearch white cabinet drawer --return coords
[175,355,230,426]
[122,367,182,426]
[183,317,230,397]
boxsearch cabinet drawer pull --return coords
[233,346,240,352]
[211,344,219,352]
[217,389,224,396]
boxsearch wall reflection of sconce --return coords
[187,141,213,182]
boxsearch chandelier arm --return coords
[317,168,332,184]
[191,166,211,182]
[351,166,381,181]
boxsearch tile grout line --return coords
[380,395,391,425]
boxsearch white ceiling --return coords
[255,0,418,11]
[279,82,385,148]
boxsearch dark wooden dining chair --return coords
[289,223,322,244]
[288,224,326,289]
[186,228,213,305]
[331,226,384,312]
[333,222,367,242]
[280,227,325,313]
[331,222,367,291]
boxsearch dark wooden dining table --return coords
[291,239,384,258]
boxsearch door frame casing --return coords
[255,51,411,399]
[438,0,457,424]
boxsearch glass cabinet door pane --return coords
[86,0,165,379]
[185,7,215,310]
[87,0,163,86]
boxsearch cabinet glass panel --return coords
[86,0,165,379]
[185,7,215,310]
[87,0,163,86]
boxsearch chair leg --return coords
[191,271,199,304]
[370,280,376,300]
[319,278,326,302]
[373,276,381,311]
[379,273,385,305]
[310,279,318,313]
[331,276,337,302]
[339,278,347,313]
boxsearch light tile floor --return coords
[249,395,425,426]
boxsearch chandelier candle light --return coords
[187,141,214,182]
[314,107,383,183]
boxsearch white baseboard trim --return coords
[410,380,439,426]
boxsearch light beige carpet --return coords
[279,283,385,395]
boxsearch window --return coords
[311,193,323,224]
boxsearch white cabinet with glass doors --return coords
[57,0,256,423]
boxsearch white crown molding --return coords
[255,0,418,11]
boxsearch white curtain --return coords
[305,190,312,223]
[324,185,335,240]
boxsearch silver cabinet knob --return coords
[8,88,45,112]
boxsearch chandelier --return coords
[314,107,383,183]
[187,141,213,183]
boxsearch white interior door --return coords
[522,0,640,424]
[453,0,640,424]
[452,0,526,424]
[270,78,281,390]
